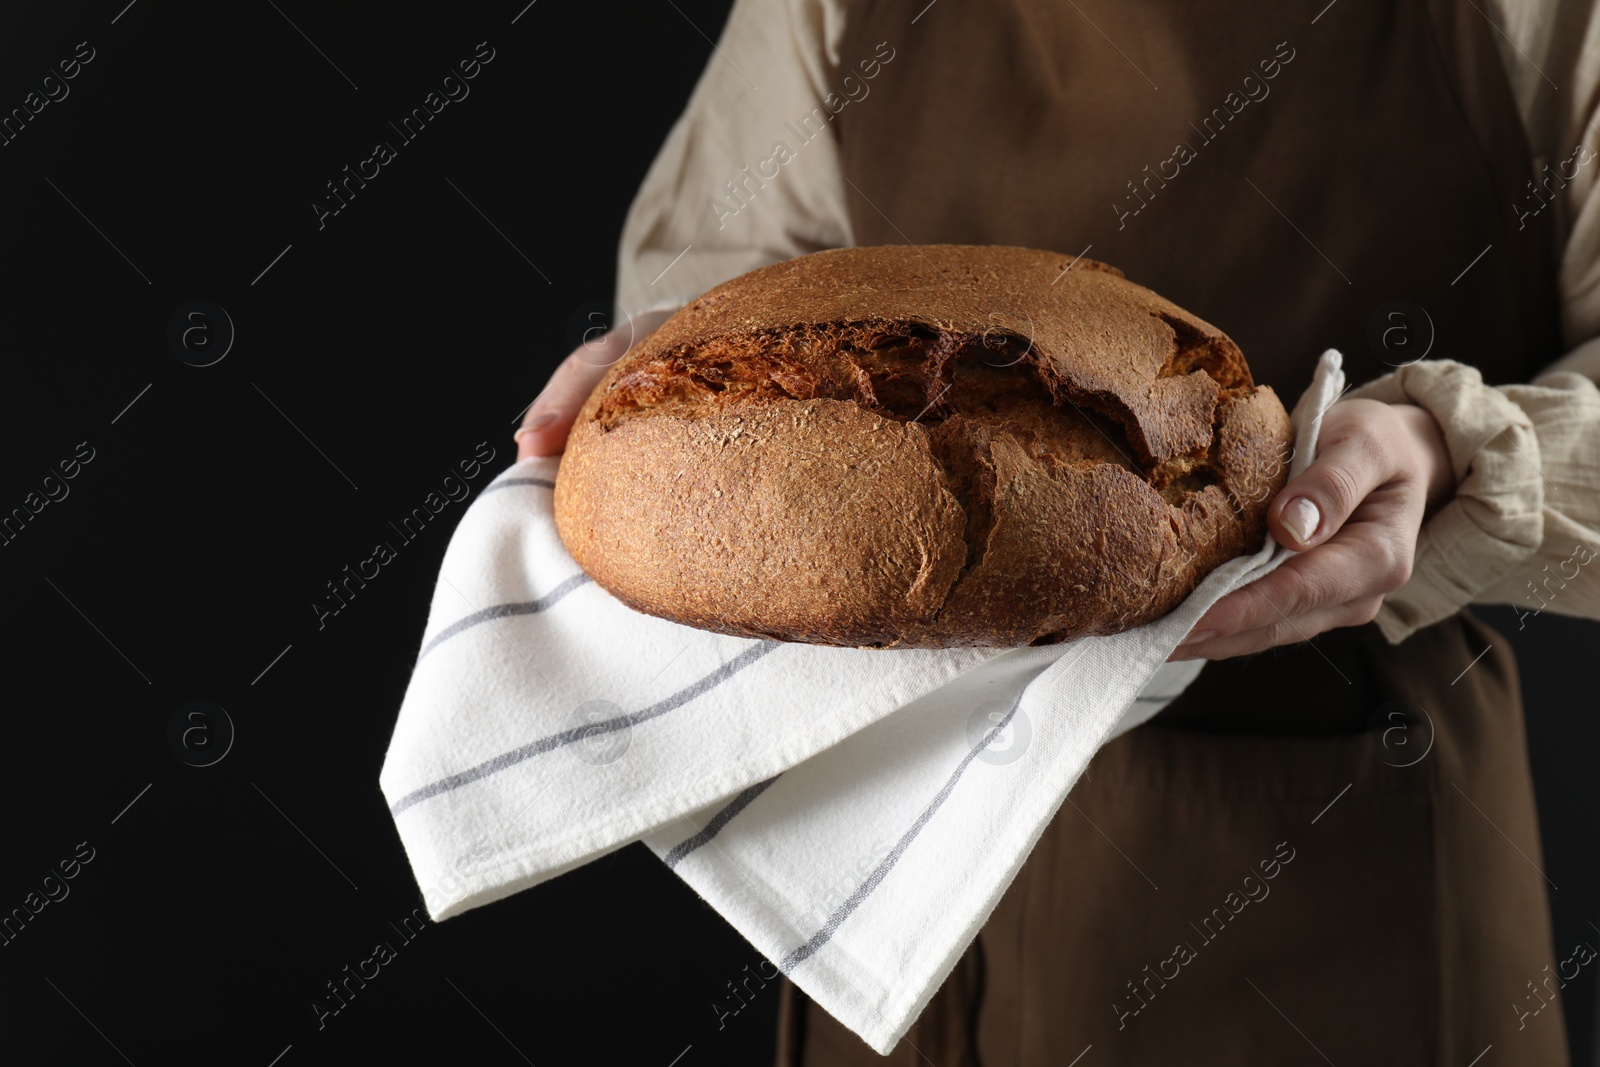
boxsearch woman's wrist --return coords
[1392,402,1456,516]
[1339,360,1546,643]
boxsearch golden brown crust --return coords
[554,245,1292,648]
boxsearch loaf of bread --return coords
[554,245,1291,648]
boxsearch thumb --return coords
[515,308,675,460]
[515,349,613,459]
[1267,402,1393,551]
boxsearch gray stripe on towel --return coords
[417,572,592,661]
[777,695,1024,973]
[389,640,782,816]
[663,775,782,869]
[479,476,556,495]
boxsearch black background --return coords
[0,2,1595,1065]
[0,2,780,1065]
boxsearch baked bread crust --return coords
[554,245,1292,648]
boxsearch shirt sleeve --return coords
[1476,367,1600,624]
[613,0,856,320]
[1346,358,1600,643]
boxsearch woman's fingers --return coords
[515,349,613,458]
[1169,593,1387,661]
[515,308,674,459]
[1265,398,1398,550]
[1174,399,1450,658]
[1185,494,1415,637]
[1184,534,1373,639]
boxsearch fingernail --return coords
[1178,629,1216,646]
[518,412,557,436]
[1282,497,1321,545]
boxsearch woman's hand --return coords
[514,308,674,459]
[1169,398,1456,661]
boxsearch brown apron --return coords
[776,0,1569,1062]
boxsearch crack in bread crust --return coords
[594,319,1232,513]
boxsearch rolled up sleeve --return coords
[1341,352,1600,642]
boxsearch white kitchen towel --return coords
[380,350,1345,1054]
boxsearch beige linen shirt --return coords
[614,0,1600,640]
